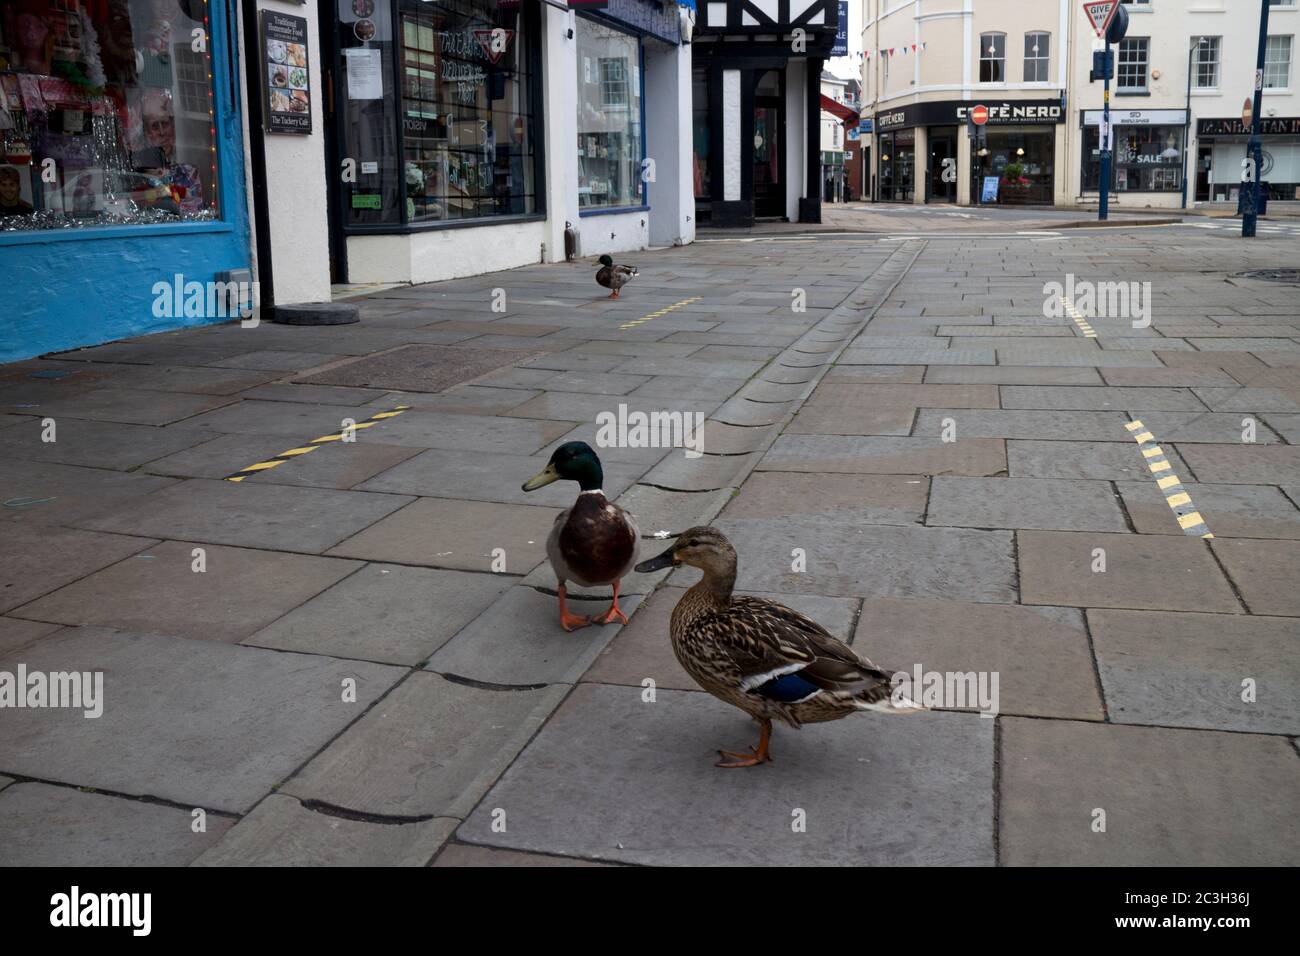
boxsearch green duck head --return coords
[635,525,736,575]
[522,441,604,492]
[598,255,614,268]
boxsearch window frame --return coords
[1117,36,1150,93]
[1023,31,1051,83]
[334,0,548,237]
[979,32,1007,84]
[1265,35,1293,90]
[1192,36,1221,90]
[575,13,648,216]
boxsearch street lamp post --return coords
[1182,37,1207,210]
[1242,0,1271,238]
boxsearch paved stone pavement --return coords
[1,223,1298,866]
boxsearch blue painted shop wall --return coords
[0,0,251,364]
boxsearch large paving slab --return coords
[192,795,457,867]
[1089,609,1300,734]
[857,598,1103,721]
[0,616,62,655]
[720,471,928,527]
[712,515,1016,602]
[426,585,644,685]
[998,717,1300,865]
[360,409,576,454]
[759,435,1006,476]
[283,672,567,819]
[433,844,613,866]
[1175,443,1300,484]
[355,449,641,506]
[784,404,916,436]
[806,383,1000,409]
[1006,439,1188,480]
[326,497,560,574]
[0,417,212,470]
[1126,410,1281,444]
[0,525,156,613]
[926,476,1127,532]
[998,386,1206,411]
[1116,480,1300,538]
[246,563,511,664]
[913,409,1131,441]
[77,479,412,553]
[923,366,1103,385]
[0,628,403,812]
[584,586,860,692]
[143,432,422,489]
[1017,531,1241,612]
[457,683,994,866]
[12,541,360,643]
[18,387,237,426]
[0,782,235,866]
[1211,538,1300,615]
[0,458,177,526]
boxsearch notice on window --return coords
[262,12,313,134]
[345,48,384,100]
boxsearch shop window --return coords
[576,17,642,211]
[1193,36,1220,89]
[1117,37,1149,92]
[335,0,538,228]
[691,66,709,202]
[979,33,1005,83]
[1082,124,1183,192]
[1265,35,1292,89]
[0,0,221,230]
[1024,32,1050,83]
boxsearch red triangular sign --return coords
[473,28,514,65]
[1083,1,1119,39]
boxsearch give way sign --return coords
[1083,0,1119,39]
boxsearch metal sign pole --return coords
[1100,39,1111,221]
[1242,0,1271,238]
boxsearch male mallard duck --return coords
[635,526,922,768]
[595,254,637,299]
[522,441,638,631]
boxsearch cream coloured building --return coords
[860,0,1072,205]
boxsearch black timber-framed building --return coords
[691,0,840,227]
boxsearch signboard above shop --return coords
[1198,116,1300,137]
[876,98,1064,132]
[1083,108,1187,127]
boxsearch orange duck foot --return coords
[714,720,773,769]
[557,584,593,632]
[593,581,629,625]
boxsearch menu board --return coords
[261,12,313,134]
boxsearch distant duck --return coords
[595,255,637,299]
[522,442,638,631]
[635,527,923,768]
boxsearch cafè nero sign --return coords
[875,99,1065,132]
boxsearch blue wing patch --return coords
[754,671,821,703]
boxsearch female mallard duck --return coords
[595,255,637,299]
[522,441,638,631]
[635,526,922,768]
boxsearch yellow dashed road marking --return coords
[1060,296,1097,338]
[619,296,702,330]
[223,405,411,482]
[1125,418,1213,538]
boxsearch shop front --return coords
[1195,116,1300,204]
[328,0,693,283]
[0,0,251,360]
[1080,108,1187,200]
[875,97,1064,206]
[691,0,840,226]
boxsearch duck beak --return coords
[635,543,679,573]
[521,463,559,492]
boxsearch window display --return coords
[0,0,220,231]
[335,0,536,227]
[1082,124,1183,192]
[576,17,642,211]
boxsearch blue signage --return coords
[831,1,848,57]
[859,118,873,134]
[981,176,1000,203]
